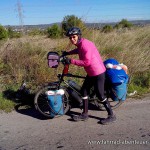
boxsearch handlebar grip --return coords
[59,56,68,64]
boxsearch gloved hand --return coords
[62,51,69,56]
[64,57,71,64]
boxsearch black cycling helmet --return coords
[66,27,82,36]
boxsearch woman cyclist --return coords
[63,27,116,125]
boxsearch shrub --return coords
[7,27,22,38]
[114,19,133,29]
[102,25,113,33]
[0,25,8,40]
[47,24,61,38]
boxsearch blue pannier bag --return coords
[111,83,128,101]
[104,58,119,65]
[46,89,64,117]
[104,58,129,84]
[104,58,129,101]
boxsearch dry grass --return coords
[0,26,150,90]
[86,26,150,75]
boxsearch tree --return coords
[0,25,8,40]
[47,24,61,38]
[61,15,85,34]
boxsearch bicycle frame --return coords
[54,61,100,104]
[56,64,84,98]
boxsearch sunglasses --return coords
[69,35,77,40]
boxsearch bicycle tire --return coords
[94,98,124,111]
[34,83,70,118]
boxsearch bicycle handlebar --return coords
[59,51,70,65]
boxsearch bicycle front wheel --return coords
[34,83,70,118]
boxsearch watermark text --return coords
[88,139,149,145]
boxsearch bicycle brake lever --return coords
[59,56,64,62]
[59,56,67,64]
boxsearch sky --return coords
[0,0,150,26]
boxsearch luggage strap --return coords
[111,84,127,101]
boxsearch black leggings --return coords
[81,73,106,101]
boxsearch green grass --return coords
[128,71,150,97]
[0,92,15,112]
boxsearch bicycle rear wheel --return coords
[94,98,124,111]
[34,83,70,118]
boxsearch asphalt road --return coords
[0,95,150,150]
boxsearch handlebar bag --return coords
[47,52,59,68]
[46,89,65,117]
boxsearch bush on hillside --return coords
[114,19,133,29]
[102,25,113,33]
[47,24,61,38]
[7,27,22,38]
[0,25,8,40]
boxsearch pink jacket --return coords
[68,38,106,76]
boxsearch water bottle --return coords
[67,88,82,105]
[68,80,81,91]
